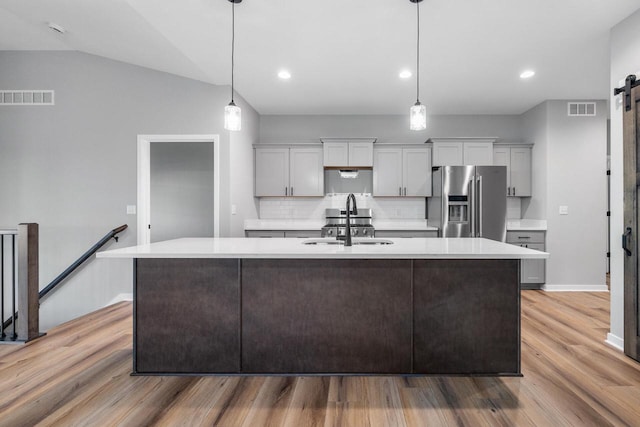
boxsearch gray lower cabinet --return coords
[245,230,321,238]
[506,231,546,287]
[375,230,438,238]
[245,230,285,238]
[284,230,322,238]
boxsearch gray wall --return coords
[522,100,608,288]
[0,51,259,329]
[520,102,548,220]
[150,142,214,242]
[260,114,524,144]
[609,8,640,345]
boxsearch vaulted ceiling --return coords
[1,0,639,115]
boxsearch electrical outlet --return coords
[231,204,237,215]
[126,205,136,215]
[559,205,569,215]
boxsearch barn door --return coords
[619,74,640,361]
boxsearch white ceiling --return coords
[1,0,639,115]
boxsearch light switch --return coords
[126,205,136,215]
[231,204,237,215]
[559,205,568,215]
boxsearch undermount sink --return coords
[302,238,394,246]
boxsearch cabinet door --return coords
[373,148,403,196]
[510,147,532,197]
[521,243,545,284]
[290,147,324,196]
[349,142,374,167]
[245,230,286,238]
[433,142,463,166]
[323,142,349,167]
[493,146,511,195]
[402,147,431,196]
[464,142,493,165]
[255,148,289,196]
[284,230,321,238]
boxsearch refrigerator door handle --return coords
[469,178,475,237]
[477,175,483,237]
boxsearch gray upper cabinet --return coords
[255,146,324,197]
[431,138,495,166]
[321,138,375,167]
[373,145,431,197]
[255,147,289,197]
[493,144,532,197]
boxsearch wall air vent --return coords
[0,90,55,106]
[567,102,596,117]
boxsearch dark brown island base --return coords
[133,257,520,376]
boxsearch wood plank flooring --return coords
[1,291,639,426]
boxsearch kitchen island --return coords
[97,237,548,376]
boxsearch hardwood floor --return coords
[1,291,639,426]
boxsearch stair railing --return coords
[1,224,127,342]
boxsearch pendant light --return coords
[409,0,427,131]
[224,0,242,131]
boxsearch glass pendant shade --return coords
[410,102,427,131]
[224,102,242,131]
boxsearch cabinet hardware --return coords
[399,187,402,196]
[623,227,633,256]
[508,187,511,196]
[404,187,407,196]
[285,187,288,196]
[291,187,294,196]
[517,236,531,239]
[513,187,516,196]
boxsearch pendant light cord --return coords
[416,0,420,104]
[231,0,235,103]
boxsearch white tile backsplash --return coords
[261,195,519,221]
[259,194,426,220]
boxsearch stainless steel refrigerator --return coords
[428,166,507,242]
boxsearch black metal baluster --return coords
[11,234,16,340]
[1,234,4,339]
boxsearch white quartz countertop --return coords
[97,237,548,260]
[507,220,547,231]
[244,219,437,231]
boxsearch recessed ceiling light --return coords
[399,70,412,79]
[47,22,66,34]
[520,70,535,79]
[278,70,291,80]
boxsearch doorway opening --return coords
[137,135,220,245]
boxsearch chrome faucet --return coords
[344,193,358,247]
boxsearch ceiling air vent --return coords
[567,102,596,117]
[0,90,55,106]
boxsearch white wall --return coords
[609,8,640,346]
[0,51,259,329]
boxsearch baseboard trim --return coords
[605,333,624,352]
[541,284,609,292]
[106,293,133,306]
